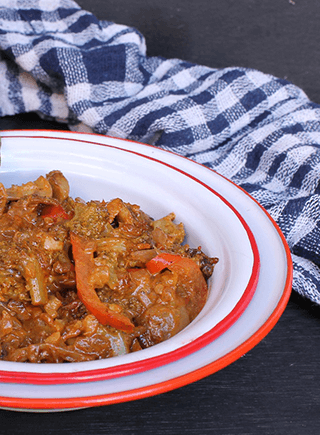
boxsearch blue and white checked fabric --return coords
[0,0,320,303]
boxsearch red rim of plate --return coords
[0,131,292,410]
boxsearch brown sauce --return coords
[0,171,218,363]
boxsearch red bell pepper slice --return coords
[41,204,73,221]
[146,253,208,312]
[70,232,134,333]
[168,257,208,310]
[146,253,183,274]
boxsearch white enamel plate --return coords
[0,131,292,412]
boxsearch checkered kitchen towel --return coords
[0,0,319,303]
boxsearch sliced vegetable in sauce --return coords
[0,171,218,363]
[146,253,184,274]
[41,204,73,221]
[70,232,134,333]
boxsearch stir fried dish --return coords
[0,171,218,363]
